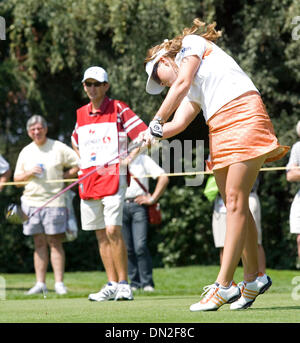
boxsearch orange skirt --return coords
[207,91,289,170]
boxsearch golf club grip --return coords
[28,141,143,219]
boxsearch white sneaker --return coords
[55,282,68,295]
[230,273,272,310]
[88,282,118,302]
[26,282,48,295]
[115,283,134,301]
[143,285,155,292]
[190,282,241,312]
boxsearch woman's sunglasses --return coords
[151,62,161,84]
[84,81,106,87]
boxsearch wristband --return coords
[149,196,155,204]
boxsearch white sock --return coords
[55,281,64,287]
[108,281,118,288]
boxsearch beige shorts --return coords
[80,176,127,230]
[212,193,262,248]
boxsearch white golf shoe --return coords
[55,282,68,295]
[115,283,134,301]
[190,282,241,311]
[230,273,272,310]
[26,282,48,295]
[88,282,118,302]
[143,285,155,292]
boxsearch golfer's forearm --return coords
[162,121,186,139]
[155,82,189,123]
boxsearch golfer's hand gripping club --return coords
[149,119,163,138]
[139,119,163,148]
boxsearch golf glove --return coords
[149,119,163,138]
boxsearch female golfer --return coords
[141,18,289,311]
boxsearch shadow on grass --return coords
[134,295,197,301]
[6,287,59,293]
[6,287,28,291]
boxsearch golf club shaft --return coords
[28,141,143,219]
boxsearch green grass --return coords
[0,266,300,323]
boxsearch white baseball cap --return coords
[145,49,167,95]
[82,66,108,83]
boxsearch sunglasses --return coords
[84,81,106,87]
[151,62,161,85]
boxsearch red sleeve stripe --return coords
[118,106,130,116]
[116,101,148,140]
[124,118,144,133]
[123,115,140,129]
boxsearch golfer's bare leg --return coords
[47,233,65,283]
[241,210,259,281]
[257,244,266,274]
[33,233,48,283]
[214,156,265,286]
[219,219,267,275]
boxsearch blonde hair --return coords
[144,18,222,65]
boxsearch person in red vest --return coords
[72,66,147,301]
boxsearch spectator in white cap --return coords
[82,66,109,84]
[72,66,148,302]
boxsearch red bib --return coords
[76,100,121,199]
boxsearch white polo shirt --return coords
[175,35,259,121]
[126,154,165,198]
[287,141,300,171]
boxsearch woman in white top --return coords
[141,18,289,311]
